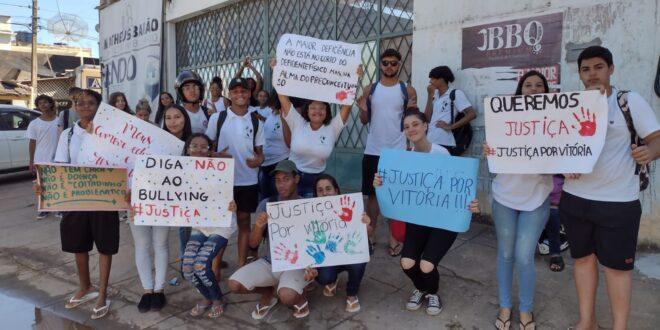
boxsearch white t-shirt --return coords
[492,174,552,211]
[364,82,407,155]
[203,97,226,113]
[26,117,59,163]
[412,143,450,155]
[187,107,209,134]
[194,213,236,238]
[260,108,290,166]
[252,106,273,118]
[427,88,472,147]
[284,106,346,173]
[205,108,265,186]
[54,122,89,164]
[563,88,659,202]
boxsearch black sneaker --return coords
[406,289,426,311]
[151,292,166,311]
[138,293,152,313]
[425,294,443,315]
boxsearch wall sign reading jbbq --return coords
[462,13,563,69]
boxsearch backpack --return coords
[448,89,473,156]
[366,81,409,122]
[62,108,70,130]
[214,109,260,150]
[201,105,210,119]
[616,90,649,191]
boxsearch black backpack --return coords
[214,110,260,150]
[366,81,409,122]
[617,90,649,191]
[448,89,473,156]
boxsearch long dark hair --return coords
[301,100,332,126]
[109,92,133,114]
[268,90,281,114]
[154,92,174,126]
[515,70,550,96]
[162,104,193,142]
[313,173,341,197]
[183,133,213,156]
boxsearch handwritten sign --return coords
[36,163,128,211]
[273,33,362,105]
[484,90,608,173]
[376,149,478,233]
[76,103,185,177]
[267,193,369,272]
[131,155,235,227]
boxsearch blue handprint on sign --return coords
[325,233,343,253]
[306,245,326,265]
[343,231,363,255]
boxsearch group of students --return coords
[27,45,659,330]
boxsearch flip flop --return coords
[207,304,223,318]
[388,243,402,257]
[190,303,212,317]
[64,291,99,309]
[323,280,339,297]
[251,297,278,320]
[292,300,309,319]
[91,300,111,320]
[549,256,565,272]
[494,315,511,330]
[345,297,361,313]
[519,312,536,330]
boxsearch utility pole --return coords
[30,0,38,108]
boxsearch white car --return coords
[0,105,41,173]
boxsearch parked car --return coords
[0,105,41,173]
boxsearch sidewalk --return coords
[0,174,658,329]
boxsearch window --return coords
[0,111,32,131]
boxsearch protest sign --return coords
[484,90,608,173]
[77,103,185,177]
[267,193,369,272]
[273,33,362,105]
[131,155,235,227]
[376,149,478,233]
[36,163,128,212]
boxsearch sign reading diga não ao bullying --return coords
[376,149,479,233]
[36,163,129,212]
[273,34,362,105]
[484,90,608,173]
[267,193,369,272]
[131,155,235,227]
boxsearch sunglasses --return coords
[381,60,400,67]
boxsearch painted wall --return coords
[412,0,660,245]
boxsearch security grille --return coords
[175,0,414,151]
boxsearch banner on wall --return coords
[484,90,608,173]
[99,0,162,113]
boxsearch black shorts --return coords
[60,211,120,255]
[362,154,379,196]
[559,192,641,271]
[401,222,458,265]
[234,184,259,213]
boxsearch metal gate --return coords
[175,0,414,190]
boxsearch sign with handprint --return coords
[272,34,363,105]
[266,193,369,272]
[484,90,608,173]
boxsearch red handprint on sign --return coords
[336,90,348,102]
[274,243,299,264]
[334,195,356,222]
[571,107,597,136]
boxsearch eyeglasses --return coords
[381,60,400,67]
[188,144,210,151]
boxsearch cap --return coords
[228,77,250,91]
[270,160,298,176]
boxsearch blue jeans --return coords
[182,232,228,301]
[316,263,367,296]
[298,172,322,198]
[492,198,550,312]
[545,208,562,255]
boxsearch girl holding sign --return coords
[483,71,553,330]
[303,174,371,313]
[271,59,361,197]
[373,109,480,316]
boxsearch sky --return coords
[0,0,100,57]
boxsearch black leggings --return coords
[401,223,457,294]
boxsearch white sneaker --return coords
[425,294,442,315]
[537,241,550,255]
[406,289,425,311]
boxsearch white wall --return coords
[412,0,660,245]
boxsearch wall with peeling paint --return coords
[412,0,660,246]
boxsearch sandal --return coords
[494,315,511,330]
[519,313,536,330]
[292,300,310,319]
[207,304,223,318]
[190,303,211,317]
[65,291,99,309]
[388,243,402,257]
[345,297,361,313]
[91,300,111,320]
[323,280,339,297]
[549,256,565,272]
[251,297,278,320]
